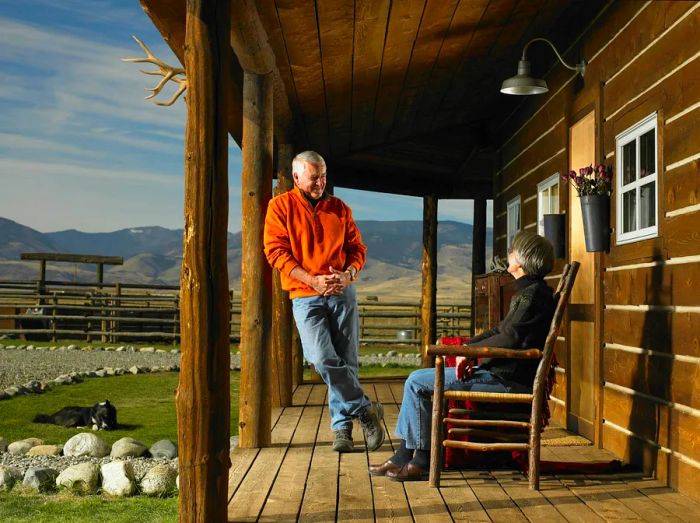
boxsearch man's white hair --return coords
[292,150,326,176]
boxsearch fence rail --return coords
[0,280,470,348]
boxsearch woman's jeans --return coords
[292,286,369,431]
[395,367,531,450]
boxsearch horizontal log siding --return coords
[494,0,700,501]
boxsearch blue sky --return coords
[0,1,492,234]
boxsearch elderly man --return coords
[264,150,384,453]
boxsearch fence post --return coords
[113,283,121,344]
[173,293,179,346]
[51,293,57,342]
[101,287,107,343]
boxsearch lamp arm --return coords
[522,37,586,76]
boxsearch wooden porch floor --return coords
[228,381,700,522]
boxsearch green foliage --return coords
[0,372,240,445]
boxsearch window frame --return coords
[506,195,521,249]
[537,173,560,236]
[615,112,659,245]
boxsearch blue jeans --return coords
[292,286,370,431]
[395,367,531,450]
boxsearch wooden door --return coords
[568,111,596,440]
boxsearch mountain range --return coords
[0,217,492,300]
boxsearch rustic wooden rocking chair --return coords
[427,261,579,490]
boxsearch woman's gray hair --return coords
[511,231,554,278]
[292,150,326,175]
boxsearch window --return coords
[537,174,560,236]
[506,196,521,249]
[615,113,658,244]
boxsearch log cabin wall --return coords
[492,1,700,501]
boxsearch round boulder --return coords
[110,437,148,459]
[0,465,22,491]
[8,437,44,456]
[140,464,177,496]
[27,444,63,456]
[23,467,59,492]
[63,433,110,458]
[101,461,135,497]
[56,463,100,494]
[149,439,178,459]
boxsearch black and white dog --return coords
[33,400,118,430]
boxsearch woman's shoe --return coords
[368,459,402,476]
[386,463,429,482]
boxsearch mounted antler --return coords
[122,36,187,107]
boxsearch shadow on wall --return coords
[628,247,671,476]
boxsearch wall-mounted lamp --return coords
[501,38,586,95]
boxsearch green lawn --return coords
[0,490,178,523]
[0,372,240,446]
[0,365,410,521]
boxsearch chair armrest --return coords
[427,345,542,359]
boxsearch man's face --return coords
[293,161,327,199]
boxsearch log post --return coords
[292,327,304,387]
[471,198,487,336]
[270,143,294,407]
[239,70,273,448]
[421,195,438,368]
[177,1,231,521]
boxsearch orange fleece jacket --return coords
[264,187,367,298]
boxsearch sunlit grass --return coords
[0,372,240,446]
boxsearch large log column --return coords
[471,198,487,336]
[239,71,273,448]
[421,195,438,368]
[270,143,294,407]
[177,0,231,521]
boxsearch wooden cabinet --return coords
[473,272,517,336]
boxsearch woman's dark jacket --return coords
[467,275,556,388]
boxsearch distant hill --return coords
[0,217,492,299]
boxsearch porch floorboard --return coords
[228,381,700,522]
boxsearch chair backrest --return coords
[531,262,580,401]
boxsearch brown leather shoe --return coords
[368,459,402,476]
[386,463,429,482]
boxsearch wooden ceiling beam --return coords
[397,0,490,143]
[317,0,354,156]
[329,159,493,199]
[370,0,426,146]
[229,0,294,143]
[389,0,460,141]
[415,0,517,135]
[434,0,547,131]
[274,0,331,155]
[351,1,391,151]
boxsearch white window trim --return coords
[615,112,659,245]
[506,196,521,249]
[537,173,560,236]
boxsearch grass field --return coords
[0,372,239,445]
[0,364,413,522]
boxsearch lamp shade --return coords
[500,59,549,95]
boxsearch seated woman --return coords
[369,231,555,481]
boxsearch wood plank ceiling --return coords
[140,0,606,198]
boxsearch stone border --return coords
[0,344,419,401]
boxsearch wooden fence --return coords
[0,280,470,349]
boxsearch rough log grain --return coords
[270,143,294,407]
[421,195,438,367]
[177,0,231,521]
[239,70,273,448]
